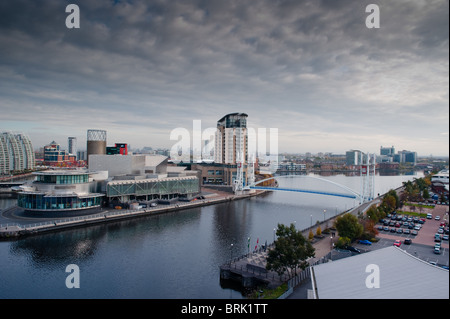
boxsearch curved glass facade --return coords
[18,193,103,211]
[17,170,104,212]
[35,173,89,184]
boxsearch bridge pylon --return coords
[359,152,376,204]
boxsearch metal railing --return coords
[0,197,232,232]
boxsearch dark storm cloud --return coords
[0,0,448,154]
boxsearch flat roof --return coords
[312,246,449,299]
[34,170,91,176]
[107,175,197,186]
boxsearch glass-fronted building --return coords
[17,170,104,213]
[106,176,200,202]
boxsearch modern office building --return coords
[17,170,106,214]
[380,146,395,157]
[43,141,76,167]
[106,143,128,155]
[345,150,362,166]
[394,150,417,165]
[0,132,35,175]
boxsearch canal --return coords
[0,172,422,298]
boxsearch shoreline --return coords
[0,189,267,240]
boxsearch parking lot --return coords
[354,204,449,267]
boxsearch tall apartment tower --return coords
[214,113,248,164]
[87,129,107,166]
[68,137,77,159]
[0,132,35,174]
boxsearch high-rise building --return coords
[68,137,77,159]
[346,150,362,166]
[395,150,417,165]
[380,146,395,156]
[0,132,35,175]
[214,113,248,164]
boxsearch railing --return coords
[0,197,232,232]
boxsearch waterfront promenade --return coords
[0,187,264,239]
[219,197,380,295]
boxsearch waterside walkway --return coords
[219,197,380,297]
[0,189,265,239]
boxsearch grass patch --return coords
[249,283,288,299]
[396,211,428,218]
[404,203,434,209]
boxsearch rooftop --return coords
[312,246,449,299]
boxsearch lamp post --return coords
[310,214,312,228]
[323,209,326,222]
[229,243,233,266]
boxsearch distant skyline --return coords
[0,0,448,157]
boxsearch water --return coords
[0,172,422,299]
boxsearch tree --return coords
[308,229,314,241]
[335,213,363,242]
[266,223,315,279]
[335,236,350,249]
[316,226,322,236]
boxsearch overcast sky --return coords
[0,0,448,156]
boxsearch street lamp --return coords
[230,243,233,266]
[323,209,326,222]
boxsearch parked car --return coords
[383,226,389,232]
[403,229,410,235]
[434,247,441,254]
[443,235,449,241]
[396,228,403,234]
[427,213,433,219]
[411,230,418,236]
[345,246,361,254]
[393,240,401,247]
[359,239,372,245]
[390,228,397,233]
[435,215,441,221]
[404,238,412,245]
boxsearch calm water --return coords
[0,172,422,299]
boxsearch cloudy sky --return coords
[0,0,448,156]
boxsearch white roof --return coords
[312,246,449,299]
